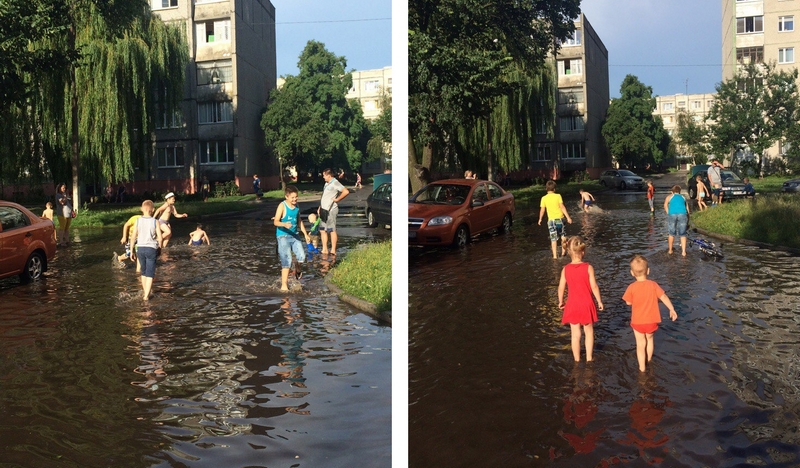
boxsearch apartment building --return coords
[654,93,716,168]
[722,0,798,163]
[346,67,392,174]
[130,0,277,196]
[529,13,610,179]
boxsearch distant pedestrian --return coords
[743,177,756,198]
[201,176,210,202]
[694,175,709,211]
[622,255,678,372]
[464,170,473,179]
[56,183,74,246]
[355,172,362,190]
[664,185,690,256]
[646,180,655,214]
[253,174,262,198]
[116,184,126,203]
[708,159,724,205]
[105,185,114,203]
[558,236,604,362]
[318,168,350,257]
[130,200,163,301]
[188,223,210,246]
[538,180,572,258]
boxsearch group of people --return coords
[537,180,680,373]
[42,184,76,247]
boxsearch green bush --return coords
[329,241,392,313]
[214,181,241,198]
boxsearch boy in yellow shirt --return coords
[538,180,573,258]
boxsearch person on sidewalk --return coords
[318,168,350,257]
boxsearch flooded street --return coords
[0,207,391,467]
[409,189,800,466]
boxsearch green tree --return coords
[602,75,670,169]
[674,109,709,165]
[706,62,800,175]
[366,93,392,164]
[261,41,368,181]
[408,0,581,192]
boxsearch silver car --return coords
[598,169,645,190]
[782,178,800,193]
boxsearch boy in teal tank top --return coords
[274,185,311,291]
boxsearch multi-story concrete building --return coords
[128,0,277,196]
[654,93,716,169]
[527,13,610,179]
[722,0,798,163]
[346,67,392,174]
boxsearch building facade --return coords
[527,13,610,180]
[654,93,717,169]
[346,67,392,174]
[131,0,277,196]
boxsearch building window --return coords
[198,100,233,124]
[197,61,233,85]
[152,0,178,9]
[558,88,584,105]
[708,100,714,107]
[561,142,584,159]
[199,140,234,164]
[561,29,582,47]
[779,48,795,63]
[364,80,381,92]
[692,101,702,109]
[535,116,548,135]
[662,102,674,111]
[559,115,585,132]
[196,19,231,44]
[736,16,764,34]
[737,46,764,64]
[155,104,182,129]
[677,101,685,107]
[157,147,184,168]
[363,100,378,111]
[558,58,583,76]
[666,116,674,124]
[779,16,794,31]
[535,145,551,161]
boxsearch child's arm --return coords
[298,218,310,242]
[590,193,596,202]
[538,206,546,225]
[121,221,132,243]
[175,205,188,218]
[587,265,604,311]
[659,294,678,321]
[155,221,164,248]
[557,267,567,308]
[663,195,671,214]
[273,204,290,228]
[130,223,139,259]
[559,203,572,223]
[203,231,210,245]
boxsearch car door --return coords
[468,183,493,234]
[376,183,392,224]
[0,206,32,277]
[486,182,509,227]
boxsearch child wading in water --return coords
[538,180,573,258]
[274,185,311,291]
[578,189,596,213]
[188,223,210,246]
[558,236,604,362]
[622,255,678,372]
[131,200,163,301]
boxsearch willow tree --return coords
[456,64,556,180]
[10,0,187,206]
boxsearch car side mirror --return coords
[471,200,484,207]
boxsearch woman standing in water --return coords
[56,184,74,246]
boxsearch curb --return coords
[693,227,800,255]
[324,275,391,324]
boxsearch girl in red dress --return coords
[558,236,605,362]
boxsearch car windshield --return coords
[411,184,471,205]
[618,170,636,177]
[721,170,742,182]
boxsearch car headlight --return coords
[428,216,453,226]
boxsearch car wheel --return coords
[20,252,45,282]
[366,209,377,228]
[500,213,512,234]
[453,225,469,248]
[619,181,627,190]
[688,186,696,200]
[600,180,607,187]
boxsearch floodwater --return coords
[0,208,391,467]
[409,190,800,467]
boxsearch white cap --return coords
[165,192,175,199]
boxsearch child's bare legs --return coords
[583,323,594,361]
[280,268,290,291]
[680,236,687,256]
[569,324,583,361]
[667,235,675,254]
[633,330,654,372]
[550,240,558,259]
[160,224,172,247]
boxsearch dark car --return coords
[598,169,645,190]
[0,201,57,282]
[366,182,392,228]
[782,178,800,193]
[687,164,748,201]
[408,179,515,247]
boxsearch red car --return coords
[408,179,515,247]
[0,201,57,282]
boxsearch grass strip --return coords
[328,241,392,313]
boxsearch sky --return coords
[270,0,392,78]
[579,0,722,98]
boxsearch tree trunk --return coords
[408,130,432,193]
[69,25,81,209]
[486,116,494,182]
[278,155,286,190]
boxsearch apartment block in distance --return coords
[128,0,277,197]
[654,93,717,169]
[525,13,610,180]
[722,0,798,163]
[346,67,392,173]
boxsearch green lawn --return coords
[328,241,392,313]
[510,180,604,208]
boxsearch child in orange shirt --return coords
[622,255,678,372]
[558,236,604,362]
[646,180,655,214]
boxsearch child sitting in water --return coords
[307,213,321,254]
[188,223,210,246]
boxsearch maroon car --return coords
[0,201,57,282]
[408,179,515,247]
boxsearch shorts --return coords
[583,200,593,207]
[191,239,203,246]
[667,213,688,237]
[547,218,566,242]
[277,235,306,269]
[320,205,339,232]
[711,187,721,196]
[698,192,705,199]
[631,323,658,334]
[137,246,158,278]
[124,242,137,257]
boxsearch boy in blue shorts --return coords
[274,185,311,291]
[538,180,573,258]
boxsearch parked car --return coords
[366,181,392,228]
[408,179,515,247]
[687,164,748,201]
[598,170,645,190]
[0,201,57,282]
[781,178,800,193]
